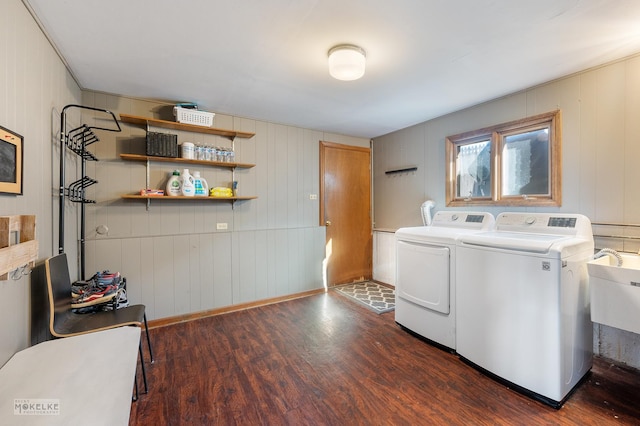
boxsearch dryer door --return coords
[396,241,450,314]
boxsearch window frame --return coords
[445,110,561,207]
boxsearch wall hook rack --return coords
[385,166,418,175]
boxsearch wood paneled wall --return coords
[79,92,369,321]
[372,54,640,369]
[0,0,82,365]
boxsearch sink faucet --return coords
[593,248,623,267]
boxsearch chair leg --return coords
[132,375,138,402]
[139,340,148,394]
[143,313,154,363]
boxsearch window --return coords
[445,110,561,206]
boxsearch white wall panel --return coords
[423,123,443,207]
[173,235,192,316]
[373,231,396,286]
[187,234,202,311]
[234,117,258,231]
[577,71,598,220]
[0,0,81,365]
[235,231,257,303]
[594,63,626,223]
[274,124,289,229]
[274,229,290,296]
[287,229,302,293]
[624,57,640,224]
[287,126,303,228]
[546,77,582,212]
[121,238,142,305]
[255,121,270,230]
[212,233,233,309]
[152,236,176,319]
[87,238,122,278]
[266,229,278,297]
[303,129,322,227]
[304,227,324,289]
[139,238,156,319]
[254,230,269,301]
[197,233,215,311]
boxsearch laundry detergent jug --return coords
[165,170,182,196]
[193,171,209,196]
[180,169,195,196]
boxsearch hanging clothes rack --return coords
[59,105,121,279]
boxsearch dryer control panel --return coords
[431,211,495,230]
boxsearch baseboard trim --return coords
[147,287,326,329]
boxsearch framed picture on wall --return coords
[0,125,24,195]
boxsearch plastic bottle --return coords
[181,142,195,159]
[165,170,182,196]
[192,171,209,197]
[180,169,195,196]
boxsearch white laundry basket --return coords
[173,106,215,127]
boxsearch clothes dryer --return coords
[456,212,594,407]
[395,211,495,350]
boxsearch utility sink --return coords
[588,253,640,334]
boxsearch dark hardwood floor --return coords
[130,290,640,425]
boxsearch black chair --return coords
[44,253,154,396]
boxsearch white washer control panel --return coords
[493,213,591,237]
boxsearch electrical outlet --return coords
[309,194,318,200]
[216,223,228,230]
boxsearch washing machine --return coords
[395,211,495,350]
[456,212,594,408]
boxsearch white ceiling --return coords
[23,0,640,138]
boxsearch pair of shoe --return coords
[71,283,119,308]
[101,288,129,311]
[71,270,124,309]
[95,271,121,286]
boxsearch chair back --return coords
[44,253,73,334]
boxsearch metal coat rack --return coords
[59,104,121,279]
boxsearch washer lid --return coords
[396,225,492,244]
[458,231,572,253]
[396,211,495,244]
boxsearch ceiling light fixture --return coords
[328,44,366,81]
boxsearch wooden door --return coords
[320,141,372,286]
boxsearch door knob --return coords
[325,220,332,226]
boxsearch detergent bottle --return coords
[180,169,195,196]
[165,170,182,196]
[193,171,209,196]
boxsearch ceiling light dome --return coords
[328,44,366,81]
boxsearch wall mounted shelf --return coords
[119,114,255,140]
[120,153,255,170]
[118,115,257,209]
[0,215,38,280]
[121,195,257,201]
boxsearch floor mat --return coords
[334,281,395,314]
